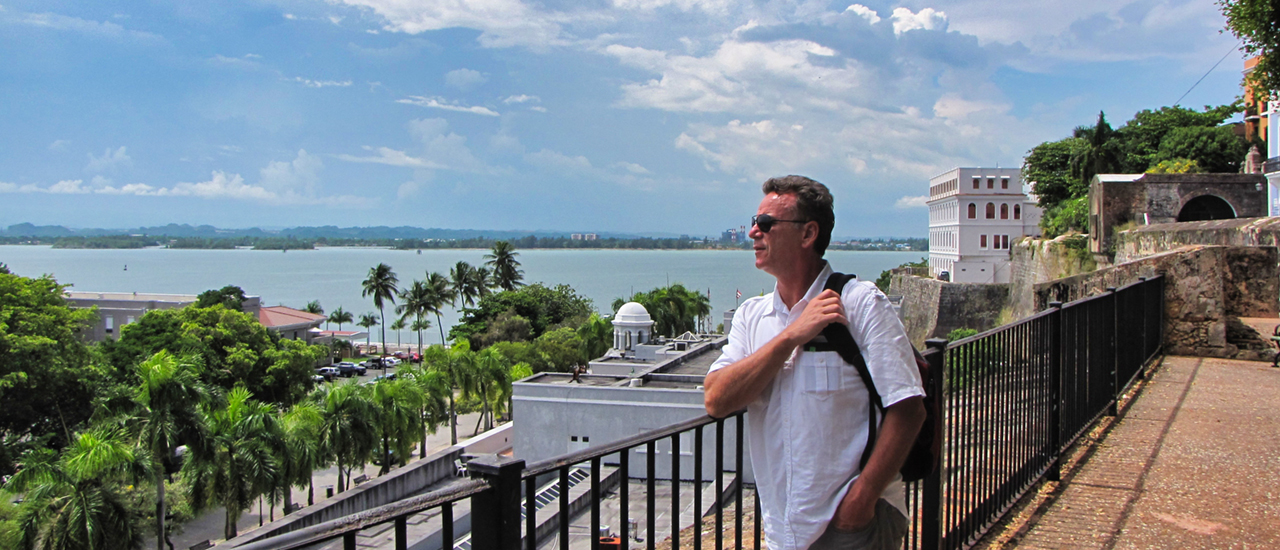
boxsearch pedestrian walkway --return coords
[1014,356,1280,549]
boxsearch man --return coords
[704,176,926,550]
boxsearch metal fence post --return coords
[922,338,948,550]
[468,455,527,550]
[1048,301,1063,483]
[1106,287,1119,417]
[1137,277,1148,377]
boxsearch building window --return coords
[986,203,995,219]
[988,178,994,189]
[1002,235,1009,249]
[973,178,980,189]
[968,203,976,218]
[1014,204,1021,219]
[1000,203,1009,219]
[104,316,114,333]
[980,235,987,248]
[1001,178,1009,189]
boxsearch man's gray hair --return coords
[762,175,835,256]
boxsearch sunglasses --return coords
[751,214,808,233]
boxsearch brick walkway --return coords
[1015,356,1280,549]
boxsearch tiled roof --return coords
[259,306,326,328]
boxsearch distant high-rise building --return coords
[927,167,1042,283]
[585,233,598,241]
[571,233,583,240]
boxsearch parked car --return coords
[393,351,409,360]
[366,372,397,384]
[382,356,401,367]
[314,367,339,382]
[410,352,422,363]
[335,362,366,377]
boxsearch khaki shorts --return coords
[808,499,909,550]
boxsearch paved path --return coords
[1016,356,1280,549]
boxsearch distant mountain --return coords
[0,223,661,241]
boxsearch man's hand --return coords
[831,488,877,531]
[704,289,847,418]
[781,289,847,345]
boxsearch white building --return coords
[927,167,1042,283]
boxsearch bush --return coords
[946,328,979,342]
[1040,196,1088,238]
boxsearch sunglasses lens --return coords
[752,215,774,233]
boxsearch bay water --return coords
[0,246,924,346]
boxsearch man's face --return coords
[750,192,811,276]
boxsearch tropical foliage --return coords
[611,283,711,337]
[1219,0,1279,95]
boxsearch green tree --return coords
[395,364,450,459]
[397,281,432,354]
[1154,125,1250,173]
[611,283,706,337]
[470,348,511,432]
[389,318,406,351]
[5,428,145,550]
[303,301,323,316]
[1022,137,1090,208]
[367,378,423,475]
[130,351,207,550]
[278,402,325,509]
[1219,0,1280,95]
[576,313,613,362]
[449,262,481,309]
[1042,196,1090,238]
[532,327,586,372]
[357,313,378,349]
[0,271,98,474]
[182,387,283,541]
[484,241,524,291]
[421,272,454,345]
[410,318,432,356]
[1147,158,1204,174]
[1116,103,1241,171]
[195,286,246,310]
[327,307,353,331]
[425,343,475,445]
[361,263,399,359]
[1070,112,1125,187]
[311,383,376,494]
[451,283,593,347]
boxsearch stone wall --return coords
[1030,245,1278,360]
[1007,235,1098,320]
[890,274,1009,347]
[1114,216,1280,263]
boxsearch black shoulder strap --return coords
[816,272,884,470]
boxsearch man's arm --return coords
[830,396,926,530]
[703,289,846,418]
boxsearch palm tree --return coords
[358,313,379,350]
[132,351,207,550]
[368,378,424,476]
[411,318,432,356]
[398,280,431,354]
[1070,111,1124,190]
[471,348,512,432]
[472,266,495,299]
[396,364,450,458]
[5,428,145,550]
[303,301,324,315]
[390,318,407,353]
[312,382,377,494]
[484,241,524,291]
[361,263,399,360]
[422,271,454,345]
[450,261,480,308]
[425,343,474,445]
[328,307,353,331]
[577,313,613,361]
[182,387,284,541]
[278,402,324,510]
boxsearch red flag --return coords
[736,289,742,300]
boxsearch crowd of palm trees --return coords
[4,341,529,550]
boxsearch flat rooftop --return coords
[65,291,198,302]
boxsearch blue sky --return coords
[0,0,1248,238]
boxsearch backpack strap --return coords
[813,272,883,471]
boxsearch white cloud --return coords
[209,54,262,69]
[528,106,548,112]
[329,15,344,25]
[291,76,353,88]
[85,146,132,173]
[259,150,323,196]
[890,7,947,36]
[502,94,540,104]
[48,139,70,151]
[845,4,880,25]
[895,195,928,209]
[284,13,297,20]
[338,118,491,174]
[7,10,164,42]
[335,0,566,49]
[611,0,738,15]
[613,161,650,174]
[445,68,487,90]
[397,96,499,116]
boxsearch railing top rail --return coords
[946,307,1056,349]
[1115,274,1163,293]
[230,478,491,550]
[522,411,738,478]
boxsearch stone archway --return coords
[1177,194,1236,222]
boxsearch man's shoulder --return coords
[837,277,886,304]
[737,293,772,311]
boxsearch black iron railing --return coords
[228,276,1165,550]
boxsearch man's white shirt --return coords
[709,263,924,550]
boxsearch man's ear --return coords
[800,221,819,250]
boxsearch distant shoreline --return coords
[0,243,928,253]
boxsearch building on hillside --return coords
[258,305,329,344]
[1087,173,1268,255]
[65,291,262,341]
[926,167,1042,283]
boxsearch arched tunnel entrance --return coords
[1177,195,1236,222]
